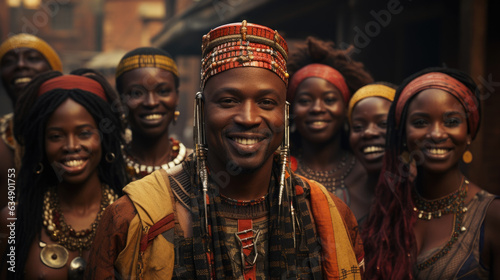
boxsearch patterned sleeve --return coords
[328,193,365,274]
[85,195,137,279]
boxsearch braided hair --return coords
[361,67,481,279]
[9,70,127,279]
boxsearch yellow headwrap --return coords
[0,33,62,72]
[348,84,396,124]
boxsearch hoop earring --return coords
[105,152,116,163]
[34,162,44,174]
[462,141,473,164]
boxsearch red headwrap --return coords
[38,75,108,101]
[287,63,350,104]
[395,72,479,138]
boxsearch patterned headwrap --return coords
[201,20,289,89]
[115,47,178,79]
[38,75,107,101]
[395,72,480,138]
[287,63,350,104]
[348,84,396,124]
[0,33,62,72]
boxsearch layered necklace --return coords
[124,137,187,180]
[296,153,356,204]
[413,177,469,270]
[41,184,118,277]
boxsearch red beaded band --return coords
[201,20,289,88]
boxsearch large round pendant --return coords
[68,256,86,280]
[40,243,68,269]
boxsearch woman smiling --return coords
[115,47,189,181]
[363,67,500,279]
[0,71,126,279]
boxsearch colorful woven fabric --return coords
[348,84,396,123]
[395,72,480,138]
[201,20,289,88]
[287,63,350,104]
[0,33,62,71]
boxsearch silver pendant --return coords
[68,256,86,280]
[39,242,68,269]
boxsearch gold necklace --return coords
[296,153,356,191]
[413,177,468,220]
[42,184,117,255]
[414,177,469,270]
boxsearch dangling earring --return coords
[174,110,180,125]
[105,152,116,163]
[34,162,44,174]
[400,151,411,165]
[462,140,473,164]
[194,92,209,235]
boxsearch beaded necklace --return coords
[124,138,187,180]
[296,153,356,204]
[42,184,118,254]
[413,177,469,270]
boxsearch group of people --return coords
[0,20,497,280]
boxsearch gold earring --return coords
[462,141,473,164]
[174,111,180,122]
[34,162,44,174]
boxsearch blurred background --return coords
[1,0,499,194]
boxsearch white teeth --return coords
[64,159,84,167]
[14,77,31,84]
[311,121,326,126]
[233,138,259,145]
[363,146,384,154]
[144,114,162,120]
[428,148,449,155]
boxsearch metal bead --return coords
[460,226,467,232]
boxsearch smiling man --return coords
[0,33,62,208]
[86,21,364,279]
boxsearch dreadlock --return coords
[287,36,374,151]
[361,67,481,280]
[8,70,127,279]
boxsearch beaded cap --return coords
[201,20,289,89]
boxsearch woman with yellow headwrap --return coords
[287,37,374,224]
[348,82,396,225]
[115,47,190,181]
[0,33,62,208]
